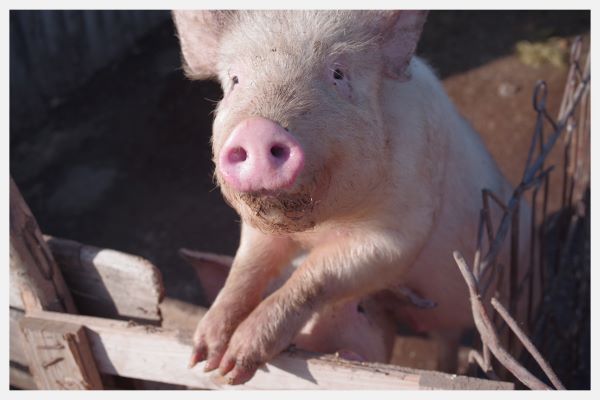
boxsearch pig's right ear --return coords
[172,10,234,80]
[378,11,428,81]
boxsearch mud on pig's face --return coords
[173,11,427,233]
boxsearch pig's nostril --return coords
[228,147,247,163]
[270,144,289,160]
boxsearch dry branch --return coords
[490,298,565,389]
[454,252,550,390]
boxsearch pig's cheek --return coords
[333,80,353,102]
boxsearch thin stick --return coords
[483,343,491,371]
[473,209,486,277]
[528,185,538,330]
[508,200,520,353]
[468,349,498,380]
[491,298,565,390]
[483,189,509,212]
[540,168,550,288]
[454,251,551,390]
[481,191,495,245]
[482,157,551,282]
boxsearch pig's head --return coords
[174,11,427,234]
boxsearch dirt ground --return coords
[10,11,590,388]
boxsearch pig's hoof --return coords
[188,336,228,372]
[223,358,262,385]
[188,344,207,368]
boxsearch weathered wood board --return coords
[10,178,77,314]
[9,364,35,390]
[24,310,513,390]
[19,317,104,389]
[44,236,164,324]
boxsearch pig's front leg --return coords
[218,230,417,385]
[189,223,297,371]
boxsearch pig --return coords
[173,10,537,385]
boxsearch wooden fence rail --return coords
[15,310,512,390]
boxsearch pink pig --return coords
[173,10,536,384]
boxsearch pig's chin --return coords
[222,185,318,234]
[238,189,317,234]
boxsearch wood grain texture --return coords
[19,317,103,389]
[9,364,36,390]
[10,178,77,314]
[45,235,164,324]
[10,308,28,367]
[27,310,513,390]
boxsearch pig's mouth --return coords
[238,189,317,233]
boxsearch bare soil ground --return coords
[10,11,590,388]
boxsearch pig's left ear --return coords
[378,11,428,80]
[172,10,235,80]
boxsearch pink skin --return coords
[183,250,395,382]
[177,11,432,385]
[174,10,536,386]
[218,117,305,193]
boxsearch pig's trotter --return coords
[189,304,244,372]
[225,360,262,385]
[219,348,263,385]
[188,343,207,369]
[219,346,265,385]
[217,324,274,383]
[217,295,303,384]
[189,327,229,372]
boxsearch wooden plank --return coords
[159,297,206,331]
[27,310,513,390]
[10,178,77,313]
[10,364,36,390]
[44,236,164,324]
[10,284,24,309]
[19,317,103,390]
[10,308,28,366]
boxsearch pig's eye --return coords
[229,75,239,92]
[333,69,344,80]
[329,64,352,100]
[225,75,239,93]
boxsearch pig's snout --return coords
[219,117,305,192]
